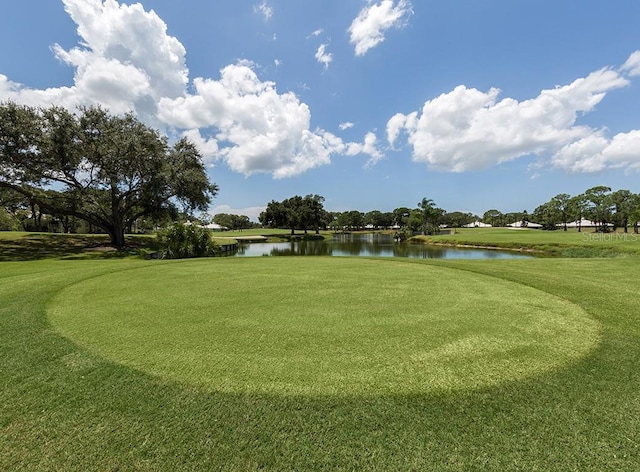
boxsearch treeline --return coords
[531,186,639,233]
[259,186,640,235]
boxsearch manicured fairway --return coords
[48,258,598,396]
[2,256,640,471]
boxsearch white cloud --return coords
[315,44,333,69]
[274,59,282,67]
[621,50,640,77]
[0,0,187,120]
[339,122,355,130]
[348,0,413,56]
[158,63,350,178]
[553,130,640,173]
[344,132,383,166]
[254,1,273,21]
[309,28,324,38]
[388,66,631,172]
[181,129,219,163]
[0,0,382,179]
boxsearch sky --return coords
[1,0,640,220]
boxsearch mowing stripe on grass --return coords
[48,257,599,396]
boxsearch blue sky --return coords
[1,1,640,220]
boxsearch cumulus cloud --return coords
[158,62,378,177]
[0,0,384,178]
[315,44,333,69]
[345,132,384,167]
[387,57,639,172]
[0,0,187,120]
[348,0,413,56]
[339,122,355,130]
[309,28,324,38]
[553,130,640,172]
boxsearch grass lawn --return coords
[412,227,640,257]
[1,251,639,470]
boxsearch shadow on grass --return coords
[1,259,639,470]
[0,232,158,261]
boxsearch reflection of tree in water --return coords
[270,241,333,256]
[236,234,530,259]
[332,233,391,256]
[392,244,447,259]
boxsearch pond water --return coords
[232,233,533,260]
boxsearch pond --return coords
[232,233,534,260]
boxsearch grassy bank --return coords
[410,227,640,257]
[1,254,639,470]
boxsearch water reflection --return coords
[234,233,533,260]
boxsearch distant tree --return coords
[610,189,633,233]
[584,186,613,232]
[417,198,439,235]
[569,194,588,232]
[0,103,218,248]
[483,209,503,227]
[364,210,393,229]
[442,211,475,228]
[344,210,365,230]
[533,202,559,230]
[260,200,288,230]
[629,193,640,234]
[304,194,327,234]
[259,195,326,234]
[550,193,572,231]
[214,213,252,230]
[392,207,412,227]
[407,209,423,233]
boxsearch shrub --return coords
[157,223,216,259]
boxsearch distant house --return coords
[507,220,542,228]
[203,223,228,231]
[562,219,611,228]
[463,221,492,228]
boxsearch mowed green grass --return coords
[2,256,640,470]
[48,258,597,396]
[415,227,640,256]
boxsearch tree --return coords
[584,186,612,232]
[533,202,559,230]
[483,209,503,227]
[0,103,218,248]
[418,198,434,235]
[629,193,640,234]
[213,213,253,230]
[442,211,475,228]
[259,195,326,234]
[551,193,572,231]
[304,194,327,234]
[260,200,288,230]
[610,189,633,233]
[569,194,588,232]
[392,207,412,227]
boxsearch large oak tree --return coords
[0,103,218,248]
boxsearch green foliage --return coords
[259,194,327,234]
[0,208,21,231]
[157,222,217,259]
[213,212,254,230]
[0,103,218,248]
